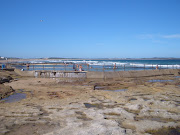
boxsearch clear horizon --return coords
[0,0,180,58]
[1,56,180,59]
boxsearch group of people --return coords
[73,64,83,71]
[113,63,159,70]
[1,64,6,69]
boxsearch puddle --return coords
[146,127,180,135]
[1,93,26,103]
[104,89,128,92]
[94,86,106,90]
[94,85,128,92]
[84,103,103,109]
[148,80,174,82]
[129,98,137,101]
[160,99,169,102]
[175,76,180,78]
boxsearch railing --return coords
[10,63,180,72]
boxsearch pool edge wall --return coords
[14,69,180,78]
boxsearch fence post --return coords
[53,65,55,70]
[144,64,145,70]
[43,65,44,70]
[33,65,34,70]
[124,65,125,71]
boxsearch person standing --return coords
[156,65,159,70]
[79,65,82,71]
[113,63,116,70]
[76,64,79,71]
[26,63,30,70]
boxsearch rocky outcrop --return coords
[0,76,13,84]
[0,84,14,99]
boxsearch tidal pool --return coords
[148,80,174,82]
[1,93,26,103]
[104,89,128,92]
[94,86,106,90]
[94,85,128,92]
[146,127,180,135]
[84,103,103,109]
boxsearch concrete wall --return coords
[14,69,180,79]
[34,71,87,78]
[14,69,34,77]
[86,71,104,79]
[87,69,180,79]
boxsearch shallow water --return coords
[84,103,97,108]
[1,93,26,103]
[129,98,137,101]
[94,86,106,90]
[94,85,128,92]
[84,103,103,109]
[104,89,128,92]
[146,127,180,135]
[148,80,174,82]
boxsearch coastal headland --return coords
[0,68,180,135]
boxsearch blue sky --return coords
[0,0,180,58]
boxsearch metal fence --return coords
[10,63,180,72]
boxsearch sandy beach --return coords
[0,69,180,135]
